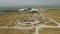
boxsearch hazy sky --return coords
[0,0,60,6]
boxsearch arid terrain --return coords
[0,8,60,34]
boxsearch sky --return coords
[0,0,60,7]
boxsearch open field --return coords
[0,13,35,34]
[0,29,34,34]
[0,13,32,26]
[44,10,60,23]
[0,9,60,34]
[1,9,60,26]
[39,28,60,34]
[38,9,60,34]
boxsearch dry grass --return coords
[40,18,49,24]
[45,21,58,26]
[39,9,60,34]
[39,28,60,34]
[0,13,35,34]
[0,29,6,34]
[44,10,60,23]
[0,9,60,34]
[0,29,34,34]
[0,13,30,26]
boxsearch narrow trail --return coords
[48,18,60,26]
[0,25,33,30]
[34,24,60,34]
[40,13,60,25]
[34,13,60,34]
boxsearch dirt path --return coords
[33,13,60,34]
[0,13,60,34]
[0,25,33,30]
